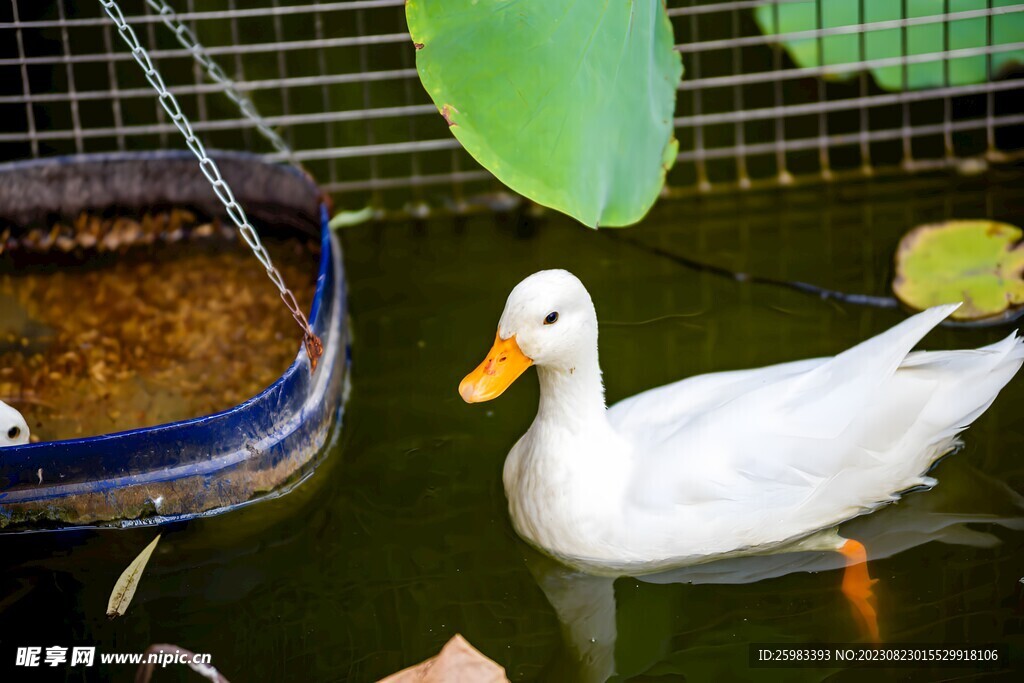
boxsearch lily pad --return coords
[893,220,1024,321]
[755,0,1024,92]
[407,0,683,228]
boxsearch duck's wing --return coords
[610,304,1024,556]
[606,304,965,448]
[607,356,827,440]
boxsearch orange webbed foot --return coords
[838,538,880,643]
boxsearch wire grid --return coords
[0,0,1022,214]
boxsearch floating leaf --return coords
[107,534,161,618]
[755,0,1024,91]
[893,220,1024,321]
[407,0,683,228]
[378,634,509,683]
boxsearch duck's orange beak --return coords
[459,332,533,403]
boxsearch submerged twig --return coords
[600,230,899,309]
[602,230,1024,327]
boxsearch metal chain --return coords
[141,0,299,167]
[98,0,324,371]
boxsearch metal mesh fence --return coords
[1,0,1022,214]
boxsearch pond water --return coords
[2,173,1024,682]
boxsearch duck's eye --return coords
[7,426,20,440]
[544,311,559,325]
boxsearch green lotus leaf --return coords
[893,220,1024,320]
[407,0,683,228]
[755,0,1024,92]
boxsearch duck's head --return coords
[459,269,598,403]
[0,400,29,447]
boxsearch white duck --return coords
[459,269,1024,641]
[0,399,29,447]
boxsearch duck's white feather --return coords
[597,305,1024,571]
[491,271,1023,575]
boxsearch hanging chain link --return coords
[141,0,299,167]
[98,0,324,372]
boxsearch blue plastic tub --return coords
[0,152,349,531]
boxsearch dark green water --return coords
[3,173,1024,682]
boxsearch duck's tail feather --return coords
[902,330,1024,434]
[788,326,1023,525]
[760,304,963,441]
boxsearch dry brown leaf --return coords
[106,534,161,619]
[377,634,509,683]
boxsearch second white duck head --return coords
[0,399,29,447]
